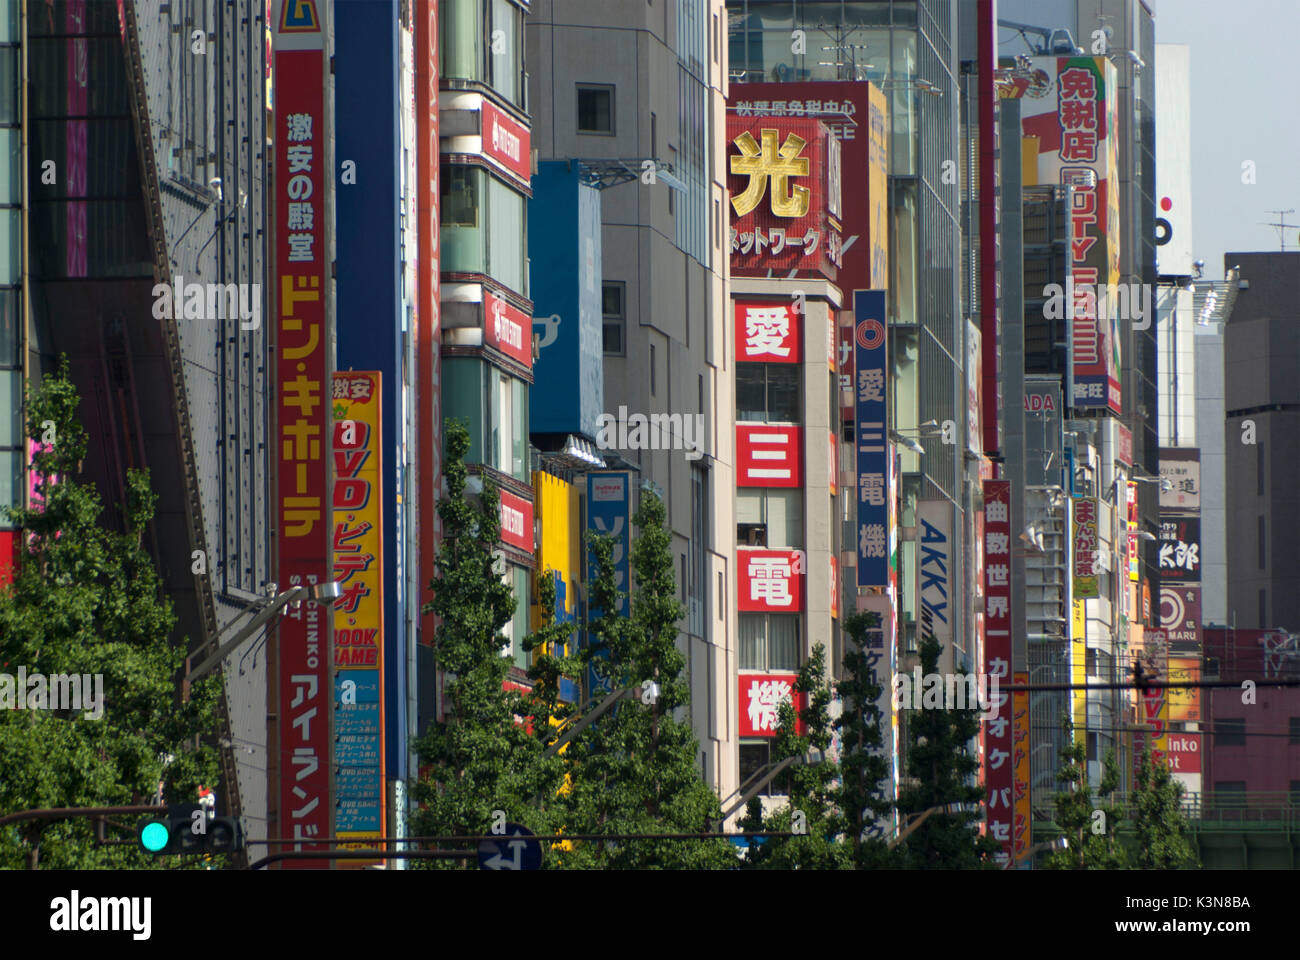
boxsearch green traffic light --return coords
[140,820,170,853]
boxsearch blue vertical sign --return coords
[854,290,889,588]
[585,472,632,696]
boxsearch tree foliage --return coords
[0,359,222,869]
[411,421,573,862]
[1131,746,1199,869]
[554,489,734,869]
[895,637,998,868]
[1044,719,1127,869]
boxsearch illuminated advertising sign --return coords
[736,425,802,488]
[331,373,385,854]
[729,81,887,290]
[1135,630,1170,772]
[1013,672,1031,864]
[854,290,888,588]
[735,299,801,363]
[917,501,953,654]
[273,0,330,863]
[534,471,581,703]
[1167,656,1201,724]
[1160,584,1201,655]
[982,480,1014,868]
[484,288,533,370]
[738,674,806,737]
[1166,733,1200,774]
[856,594,898,837]
[1021,57,1121,414]
[1127,480,1140,582]
[1159,448,1200,510]
[738,549,805,614]
[726,114,842,281]
[829,431,838,497]
[498,488,535,554]
[830,554,839,620]
[1158,516,1200,582]
[481,99,531,187]
[1072,497,1100,598]
[838,320,854,425]
[529,163,604,438]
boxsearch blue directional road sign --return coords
[478,823,542,871]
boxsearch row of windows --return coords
[441,0,527,110]
[442,356,530,483]
[441,165,528,297]
[1213,717,1300,747]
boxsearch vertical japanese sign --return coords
[854,290,888,588]
[331,373,384,856]
[916,501,953,654]
[1127,480,1140,582]
[1012,671,1031,864]
[1136,629,1170,772]
[586,473,631,695]
[1158,517,1200,581]
[1071,497,1099,598]
[274,0,330,863]
[857,594,898,838]
[1021,57,1121,413]
[982,480,1013,867]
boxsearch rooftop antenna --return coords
[1260,209,1296,251]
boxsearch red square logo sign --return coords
[737,424,802,487]
[739,673,805,737]
[739,549,804,612]
[736,300,801,363]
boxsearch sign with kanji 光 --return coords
[738,549,804,613]
[727,115,842,281]
[854,291,888,587]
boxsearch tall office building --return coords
[1223,251,1300,632]
[528,1,735,797]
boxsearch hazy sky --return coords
[1155,0,1300,276]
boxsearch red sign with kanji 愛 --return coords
[735,300,801,363]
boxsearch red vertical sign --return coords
[982,480,1013,867]
[274,0,330,864]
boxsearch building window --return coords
[1214,781,1246,806]
[602,281,625,355]
[650,344,657,395]
[1289,716,1300,745]
[1259,515,1266,569]
[736,488,802,549]
[739,613,800,672]
[577,84,614,134]
[1257,441,1265,496]
[736,362,800,422]
[1215,718,1245,747]
[1290,781,1300,806]
[504,563,530,669]
[739,740,785,797]
[439,0,526,110]
[440,165,528,296]
[1259,588,1267,629]
[690,466,707,635]
[442,357,528,481]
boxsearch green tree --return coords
[1131,746,1198,869]
[737,643,847,869]
[1044,721,1127,869]
[0,359,222,869]
[895,637,999,868]
[830,611,897,868]
[555,489,734,869]
[411,420,569,862]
